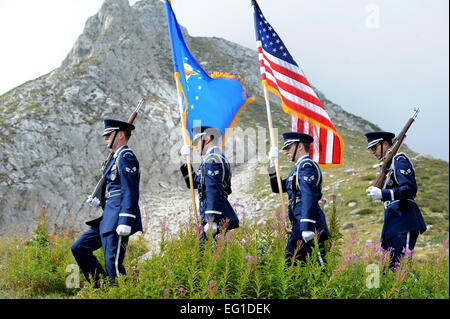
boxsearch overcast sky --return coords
[0,0,448,160]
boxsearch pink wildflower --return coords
[403,247,413,256]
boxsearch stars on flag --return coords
[255,10,295,65]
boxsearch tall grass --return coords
[0,211,76,298]
[0,205,448,299]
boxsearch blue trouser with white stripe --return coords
[285,236,327,267]
[71,225,128,286]
[382,230,419,268]
[285,218,327,266]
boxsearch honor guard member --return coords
[71,118,143,286]
[180,126,239,240]
[268,132,330,266]
[365,131,426,267]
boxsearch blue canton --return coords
[253,0,297,65]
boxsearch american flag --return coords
[252,0,343,166]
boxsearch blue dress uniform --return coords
[99,144,142,236]
[180,128,239,238]
[269,132,330,266]
[365,132,426,266]
[71,119,142,286]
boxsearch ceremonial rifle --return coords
[372,108,419,189]
[86,98,145,225]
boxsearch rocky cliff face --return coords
[0,0,380,245]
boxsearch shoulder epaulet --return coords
[392,152,413,168]
[394,152,411,162]
[204,153,222,164]
[301,160,314,169]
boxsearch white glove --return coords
[269,147,279,161]
[204,222,218,234]
[180,145,192,156]
[366,186,382,200]
[116,224,131,236]
[302,231,315,242]
[86,195,100,208]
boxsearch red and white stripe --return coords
[257,40,343,166]
[291,115,342,165]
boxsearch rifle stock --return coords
[127,111,138,124]
[372,167,387,189]
[372,108,419,188]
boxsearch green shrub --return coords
[0,207,448,299]
[77,214,449,299]
[0,211,77,298]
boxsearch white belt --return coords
[105,190,121,199]
[383,199,415,209]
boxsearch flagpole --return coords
[263,84,291,235]
[174,72,199,221]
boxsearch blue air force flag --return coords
[165,0,255,147]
